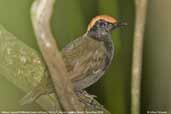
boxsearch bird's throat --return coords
[87,27,111,41]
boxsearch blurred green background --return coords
[0,0,170,114]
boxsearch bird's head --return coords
[87,15,127,40]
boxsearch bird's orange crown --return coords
[87,15,118,31]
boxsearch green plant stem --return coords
[131,0,147,114]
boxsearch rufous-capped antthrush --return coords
[20,15,127,105]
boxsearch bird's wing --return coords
[62,36,106,82]
[70,49,105,82]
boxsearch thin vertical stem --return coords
[131,0,147,114]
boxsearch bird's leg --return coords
[76,90,104,110]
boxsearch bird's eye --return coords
[99,22,106,28]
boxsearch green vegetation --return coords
[0,0,170,114]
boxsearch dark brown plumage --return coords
[20,15,127,105]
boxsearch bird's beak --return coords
[112,21,128,29]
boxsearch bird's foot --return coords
[76,90,103,110]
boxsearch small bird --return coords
[20,15,127,105]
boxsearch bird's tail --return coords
[19,87,44,105]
